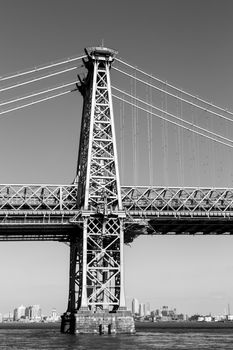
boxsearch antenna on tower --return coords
[101,38,104,47]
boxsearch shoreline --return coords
[135,320,233,330]
[1,320,233,331]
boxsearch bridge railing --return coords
[0,185,78,211]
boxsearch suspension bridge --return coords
[1,46,233,334]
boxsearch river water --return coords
[1,324,233,349]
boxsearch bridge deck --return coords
[0,185,233,241]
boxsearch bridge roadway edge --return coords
[1,215,233,241]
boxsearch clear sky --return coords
[1,0,233,317]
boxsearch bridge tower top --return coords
[85,46,118,62]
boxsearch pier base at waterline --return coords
[61,309,135,335]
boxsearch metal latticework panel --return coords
[84,217,122,309]
[121,186,233,217]
[0,184,77,211]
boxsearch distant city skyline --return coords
[130,297,233,319]
[0,303,59,322]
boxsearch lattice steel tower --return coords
[61,47,135,334]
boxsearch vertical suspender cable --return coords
[135,70,138,185]
[180,90,184,185]
[132,71,137,185]
[176,95,181,185]
[162,82,169,186]
[225,119,231,185]
[211,114,216,186]
[191,105,197,186]
[149,82,153,185]
[194,107,200,186]
[176,89,185,186]
[218,120,224,185]
[120,95,125,183]
[146,83,153,185]
[206,115,211,185]
[119,98,123,180]
[162,90,166,185]
[130,79,135,185]
[146,85,150,185]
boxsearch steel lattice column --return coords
[70,47,126,315]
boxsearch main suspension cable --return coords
[112,86,233,145]
[0,66,77,93]
[113,67,233,124]
[113,94,233,149]
[115,57,233,117]
[0,90,72,116]
[0,54,86,82]
[0,81,77,107]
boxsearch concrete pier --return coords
[61,310,135,334]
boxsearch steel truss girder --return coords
[2,185,233,218]
[0,184,77,211]
[121,186,233,217]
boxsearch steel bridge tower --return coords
[61,47,135,334]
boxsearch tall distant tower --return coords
[132,298,139,315]
[61,47,135,334]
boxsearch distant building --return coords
[204,316,213,322]
[151,306,186,322]
[139,303,145,317]
[51,308,57,321]
[145,302,150,316]
[214,315,226,322]
[161,306,168,317]
[0,313,2,323]
[14,305,26,321]
[46,308,60,322]
[25,307,30,319]
[3,312,13,322]
[25,305,42,321]
[197,316,204,322]
[155,309,161,317]
[132,298,139,315]
[177,313,186,321]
